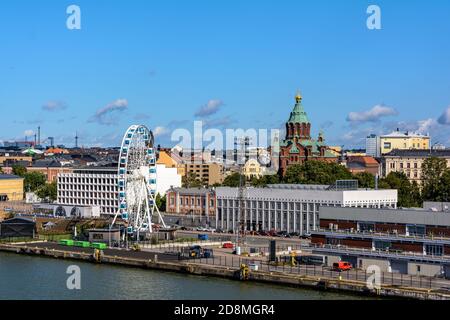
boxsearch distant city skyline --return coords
[1,0,450,149]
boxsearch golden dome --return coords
[295,92,302,103]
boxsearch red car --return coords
[222,242,234,249]
[333,261,353,272]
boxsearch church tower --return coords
[285,93,311,141]
[279,92,338,176]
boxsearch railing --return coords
[309,243,450,262]
[315,228,450,242]
[182,254,450,291]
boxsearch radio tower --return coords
[235,136,251,254]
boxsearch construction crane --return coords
[235,136,251,255]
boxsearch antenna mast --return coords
[235,136,251,253]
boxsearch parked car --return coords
[222,242,234,249]
[333,261,353,272]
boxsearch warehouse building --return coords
[215,182,397,235]
[0,217,36,239]
[310,206,450,278]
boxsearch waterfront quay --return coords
[1,238,450,300]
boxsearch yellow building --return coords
[185,162,224,186]
[380,131,430,155]
[0,174,24,201]
[243,158,264,179]
[383,150,450,184]
[0,155,32,166]
[157,150,186,177]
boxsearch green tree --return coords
[12,164,27,177]
[422,157,448,201]
[0,167,3,174]
[36,181,57,202]
[155,193,167,212]
[24,172,47,192]
[182,172,203,188]
[250,174,280,187]
[437,169,450,202]
[283,161,352,185]
[353,172,375,189]
[222,172,243,187]
[379,172,422,207]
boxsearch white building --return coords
[57,166,181,216]
[155,164,182,197]
[215,184,397,236]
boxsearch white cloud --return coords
[24,130,34,137]
[195,99,224,117]
[438,106,450,125]
[153,126,169,137]
[42,100,67,112]
[347,104,397,123]
[89,99,128,125]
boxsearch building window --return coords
[407,225,426,236]
[425,244,443,256]
[358,222,375,232]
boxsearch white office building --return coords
[57,165,181,216]
[215,183,397,236]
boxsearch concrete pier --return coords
[1,242,449,300]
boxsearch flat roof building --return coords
[215,183,397,235]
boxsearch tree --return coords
[283,161,352,185]
[353,172,375,189]
[24,172,47,192]
[422,157,448,201]
[12,164,27,177]
[182,172,203,188]
[250,174,280,187]
[155,193,166,212]
[436,169,450,202]
[36,181,57,202]
[379,172,422,208]
[222,172,242,187]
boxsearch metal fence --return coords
[184,254,450,291]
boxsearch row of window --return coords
[59,184,118,192]
[58,177,117,185]
[58,191,117,199]
[58,198,116,209]
[169,196,215,208]
[217,200,326,211]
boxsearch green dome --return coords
[288,96,309,124]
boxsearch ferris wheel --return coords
[112,125,166,235]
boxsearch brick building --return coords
[279,94,337,175]
[166,187,216,216]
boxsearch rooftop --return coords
[385,149,450,157]
[382,130,430,138]
[0,174,22,180]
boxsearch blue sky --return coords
[1,0,450,149]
